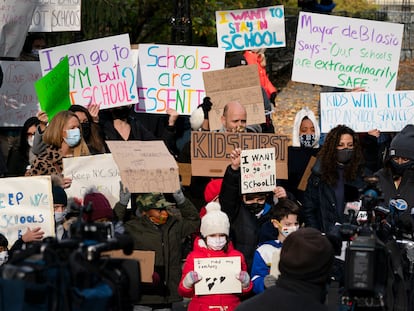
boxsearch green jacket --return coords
[114,199,200,305]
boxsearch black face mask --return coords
[243,202,265,215]
[391,160,413,177]
[337,148,353,164]
[111,106,131,120]
[81,122,91,139]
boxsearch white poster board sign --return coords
[0,176,54,245]
[216,6,286,52]
[136,44,225,115]
[240,148,276,194]
[30,1,81,32]
[0,0,38,58]
[194,256,241,295]
[269,248,281,278]
[39,34,137,109]
[0,61,41,126]
[63,154,122,208]
[320,90,414,132]
[292,12,403,91]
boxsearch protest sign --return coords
[0,0,37,58]
[292,12,403,91]
[136,44,225,115]
[269,249,281,279]
[202,65,265,131]
[216,6,286,52]
[106,140,180,193]
[63,154,121,208]
[194,256,241,295]
[0,61,41,126]
[35,56,71,120]
[30,1,81,32]
[39,34,137,109]
[320,90,414,132]
[240,148,276,194]
[191,132,288,179]
[0,176,54,245]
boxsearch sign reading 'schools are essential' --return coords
[38,34,137,109]
[241,148,276,194]
[216,6,286,52]
[136,44,225,115]
[0,176,55,246]
[292,12,403,91]
[320,90,414,133]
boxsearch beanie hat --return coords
[136,193,175,212]
[52,186,67,206]
[200,202,230,237]
[389,125,414,160]
[227,54,247,68]
[83,191,113,221]
[190,106,205,131]
[279,227,334,284]
[204,178,223,203]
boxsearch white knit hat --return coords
[200,202,230,237]
[190,106,204,131]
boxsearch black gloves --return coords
[199,97,213,120]
[270,92,277,105]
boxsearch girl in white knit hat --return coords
[178,202,252,311]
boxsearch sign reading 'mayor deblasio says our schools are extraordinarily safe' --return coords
[216,6,286,52]
[39,34,137,110]
[292,12,404,91]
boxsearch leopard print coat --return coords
[28,145,63,176]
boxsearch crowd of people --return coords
[0,29,413,311]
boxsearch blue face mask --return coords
[64,128,81,147]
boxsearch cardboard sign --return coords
[203,65,265,131]
[320,90,414,132]
[0,61,41,127]
[177,162,192,187]
[63,154,122,208]
[103,250,155,283]
[194,256,241,295]
[0,176,55,245]
[0,0,37,58]
[106,140,180,193]
[135,44,225,115]
[216,6,286,52]
[191,131,288,179]
[292,12,403,91]
[29,1,81,32]
[39,34,137,109]
[241,148,276,194]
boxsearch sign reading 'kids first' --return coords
[216,6,286,52]
[39,34,137,109]
[292,12,403,91]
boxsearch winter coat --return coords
[251,239,283,294]
[178,237,252,311]
[114,198,200,306]
[219,165,278,270]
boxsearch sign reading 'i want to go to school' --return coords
[292,12,404,91]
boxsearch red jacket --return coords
[178,237,252,311]
[243,50,277,99]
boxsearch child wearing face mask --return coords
[250,198,301,294]
[178,202,252,311]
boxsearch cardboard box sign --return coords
[191,131,289,179]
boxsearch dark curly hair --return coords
[319,125,364,185]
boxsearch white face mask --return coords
[280,225,299,237]
[0,251,8,266]
[206,236,227,250]
[27,136,34,147]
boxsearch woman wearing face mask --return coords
[178,202,252,311]
[27,110,89,179]
[285,107,321,203]
[250,198,301,294]
[375,125,414,216]
[7,116,39,176]
[303,125,367,235]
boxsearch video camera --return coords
[0,202,141,311]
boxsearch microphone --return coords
[86,234,134,261]
[344,201,361,224]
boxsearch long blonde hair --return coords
[43,110,89,156]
